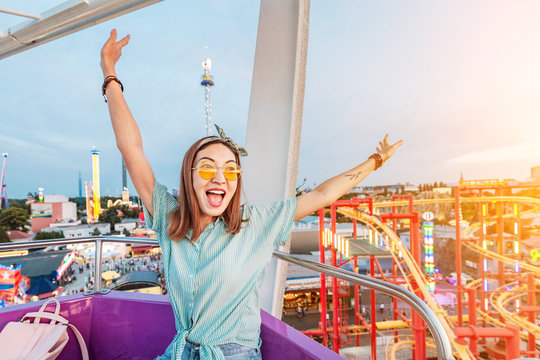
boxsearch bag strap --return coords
[34,298,61,324]
[67,323,89,360]
[22,312,69,325]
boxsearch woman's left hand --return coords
[376,134,403,162]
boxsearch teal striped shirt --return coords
[143,181,297,360]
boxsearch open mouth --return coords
[206,189,225,207]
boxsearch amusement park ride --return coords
[0,153,8,209]
[306,180,540,359]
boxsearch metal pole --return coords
[455,186,463,326]
[496,189,504,288]
[370,256,377,360]
[352,216,359,347]
[412,214,426,359]
[479,202,486,325]
[468,288,478,356]
[0,8,41,20]
[353,257,360,346]
[331,205,339,353]
[0,153,7,209]
[318,209,328,347]
[391,213,398,343]
[94,238,103,291]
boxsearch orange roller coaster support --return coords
[453,326,521,360]
[467,288,479,357]
[330,205,339,353]
[526,273,536,355]
[380,210,425,360]
[318,209,328,347]
[327,198,374,354]
[370,255,377,360]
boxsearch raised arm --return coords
[101,29,156,216]
[294,135,402,221]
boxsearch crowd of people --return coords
[61,252,166,295]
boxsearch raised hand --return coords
[100,29,130,77]
[376,134,403,162]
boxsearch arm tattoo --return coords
[345,170,364,181]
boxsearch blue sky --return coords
[2,1,540,199]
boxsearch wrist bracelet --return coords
[369,153,384,170]
[102,75,124,103]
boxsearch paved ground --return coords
[61,254,164,294]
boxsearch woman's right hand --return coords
[100,29,130,77]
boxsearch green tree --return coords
[461,203,478,223]
[120,205,140,219]
[34,230,64,240]
[91,228,101,236]
[0,228,10,243]
[0,207,30,231]
[99,207,121,226]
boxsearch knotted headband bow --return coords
[197,124,248,157]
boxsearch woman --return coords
[100,29,402,360]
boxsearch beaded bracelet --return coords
[369,153,384,170]
[102,75,124,103]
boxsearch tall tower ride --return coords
[201,58,215,136]
[78,171,83,207]
[0,153,7,209]
[91,147,101,222]
[122,158,127,190]
[121,158,129,202]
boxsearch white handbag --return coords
[0,298,89,360]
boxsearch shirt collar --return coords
[185,217,223,241]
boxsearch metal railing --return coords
[0,237,455,359]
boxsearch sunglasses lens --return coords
[224,162,241,181]
[197,160,216,179]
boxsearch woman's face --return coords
[192,143,238,226]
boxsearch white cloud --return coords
[0,134,54,155]
[450,141,540,163]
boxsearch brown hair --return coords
[167,137,246,242]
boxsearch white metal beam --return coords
[0,0,162,59]
[243,0,310,317]
[0,8,41,20]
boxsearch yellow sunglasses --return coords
[192,159,241,181]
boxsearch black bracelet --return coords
[102,75,124,103]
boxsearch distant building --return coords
[433,187,452,195]
[6,230,33,242]
[531,166,540,183]
[30,195,77,233]
[403,183,419,193]
[129,227,156,238]
[41,223,111,238]
[114,219,140,233]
